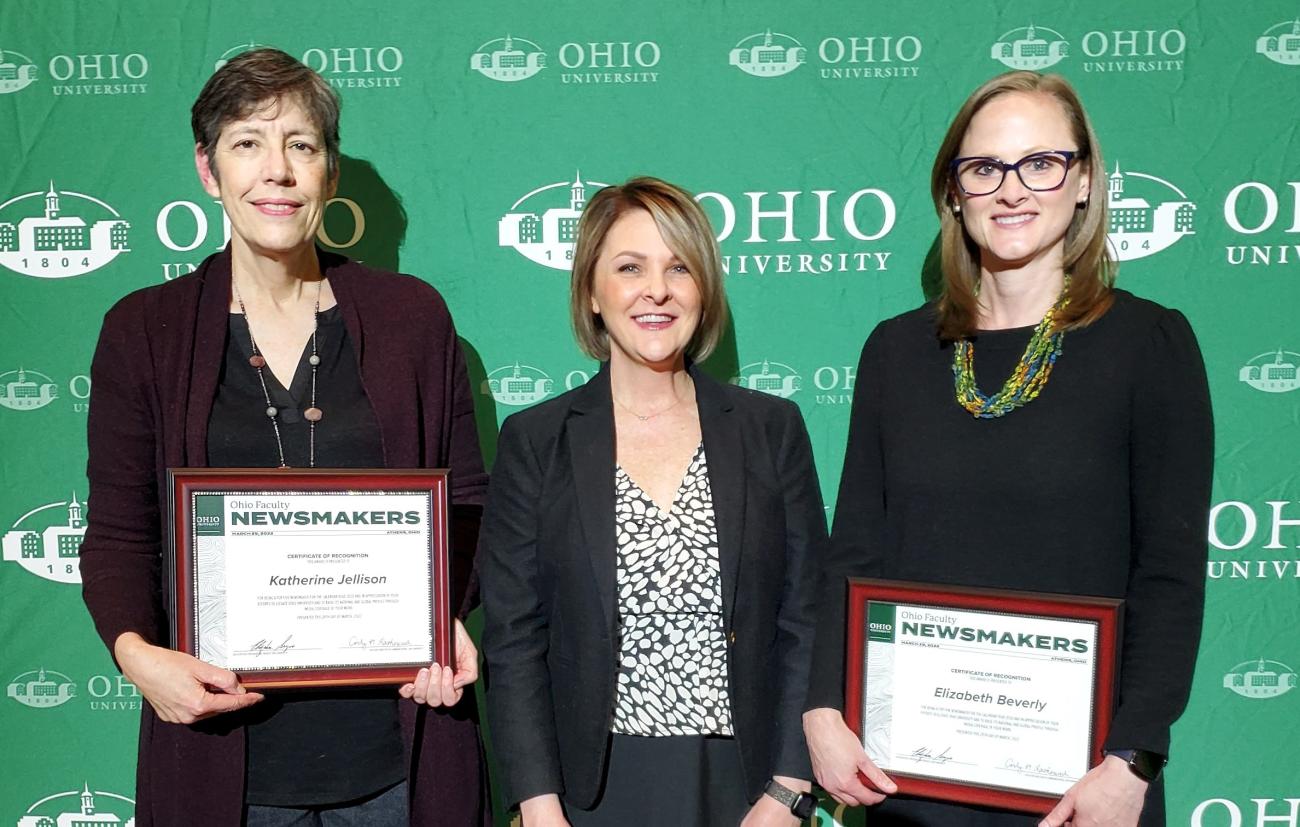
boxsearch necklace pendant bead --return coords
[249,355,266,368]
[266,406,278,418]
[304,407,323,422]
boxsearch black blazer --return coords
[480,364,827,809]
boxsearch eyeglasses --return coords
[949,150,1079,197]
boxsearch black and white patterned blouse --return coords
[611,443,734,737]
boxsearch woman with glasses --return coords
[801,71,1213,827]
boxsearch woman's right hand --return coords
[803,707,897,807]
[518,793,571,827]
[114,632,264,724]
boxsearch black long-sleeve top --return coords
[807,289,1213,824]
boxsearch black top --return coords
[807,290,1213,825]
[208,306,404,806]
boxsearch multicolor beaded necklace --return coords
[952,277,1071,419]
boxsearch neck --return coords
[229,241,323,306]
[976,256,1066,330]
[608,354,693,412]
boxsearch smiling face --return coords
[590,208,702,372]
[954,91,1089,274]
[195,95,337,260]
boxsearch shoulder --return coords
[329,256,453,323]
[1095,289,1201,351]
[497,382,590,438]
[852,301,941,363]
[100,263,206,331]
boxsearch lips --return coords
[993,212,1036,226]
[252,198,303,216]
[633,313,675,330]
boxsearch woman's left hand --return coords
[739,777,810,827]
[399,618,479,707]
[1039,755,1148,827]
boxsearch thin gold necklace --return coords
[614,391,685,422]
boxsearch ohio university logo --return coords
[1104,163,1195,262]
[498,172,608,270]
[17,784,135,827]
[1257,19,1300,66]
[1239,350,1300,393]
[0,47,39,94]
[1223,659,1298,700]
[733,361,802,399]
[729,30,805,77]
[0,368,58,411]
[471,35,547,82]
[0,183,130,278]
[2,494,86,584]
[481,364,554,406]
[7,668,76,709]
[990,24,1070,69]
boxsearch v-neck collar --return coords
[616,441,706,518]
[228,307,340,405]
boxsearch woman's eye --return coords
[975,163,998,176]
[291,142,316,153]
[618,263,639,273]
[233,139,256,150]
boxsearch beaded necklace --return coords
[952,277,1071,419]
[232,276,325,468]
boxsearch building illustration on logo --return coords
[729,30,806,77]
[7,668,77,709]
[0,368,59,411]
[1256,19,1300,66]
[481,364,554,407]
[470,35,547,81]
[17,783,135,826]
[1104,163,1195,262]
[499,172,607,270]
[2,494,87,584]
[214,41,266,71]
[0,183,130,278]
[1223,659,1298,699]
[1239,350,1300,393]
[0,47,39,94]
[990,24,1070,70]
[733,360,802,399]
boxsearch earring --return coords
[952,203,962,214]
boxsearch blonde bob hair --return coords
[570,176,728,362]
[931,70,1115,341]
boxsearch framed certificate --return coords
[845,578,1122,814]
[167,468,450,688]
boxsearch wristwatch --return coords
[1106,748,1166,782]
[764,779,818,820]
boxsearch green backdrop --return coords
[2,1,1298,824]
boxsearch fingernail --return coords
[418,668,429,679]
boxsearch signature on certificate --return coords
[249,634,296,656]
[1003,758,1075,779]
[347,636,414,650]
[904,745,954,764]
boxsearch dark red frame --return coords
[844,578,1122,814]
[168,468,451,689]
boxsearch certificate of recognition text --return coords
[191,491,434,673]
[861,601,1098,796]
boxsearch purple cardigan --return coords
[80,248,491,827]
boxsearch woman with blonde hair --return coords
[802,71,1213,827]
[481,176,826,826]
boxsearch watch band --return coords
[763,779,818,819]
[1107,748,1166,782]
